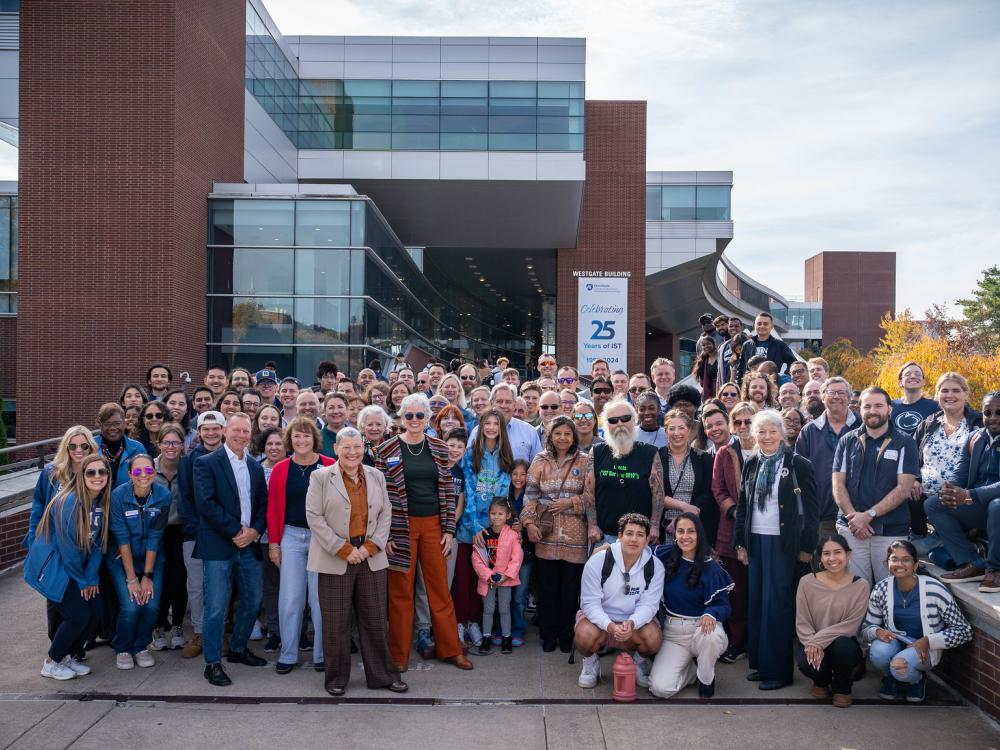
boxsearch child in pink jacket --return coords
[472,498,524,655]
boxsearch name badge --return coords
[124,509,139,518]
[883,449,899,461]
[387,456,401,467]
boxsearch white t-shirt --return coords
[751,455,783,536]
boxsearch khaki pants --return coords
[648,616,728,698]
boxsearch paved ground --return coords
[2,568,998,750]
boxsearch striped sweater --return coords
[374,435,456,572]
[862,575,972,666]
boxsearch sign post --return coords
[575,272,629,373]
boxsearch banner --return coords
[577,275,628,372]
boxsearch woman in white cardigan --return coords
[862,540,972,703]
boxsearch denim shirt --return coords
[107,482,170,570]
[458,446,511,544]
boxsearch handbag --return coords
[536,455,575,535]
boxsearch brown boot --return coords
[810,684,830,700]
[832,693,852,708]
[940,563,985,584]
[443,654,474,670]
[181,633,203,659]
[980,569,1000,593]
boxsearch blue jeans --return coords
[511,559,532,637]
[278,526,323,666]
[925,494,1000,569]
[869,639,930,684]
[202,547,262,665]
[110,560,163,655]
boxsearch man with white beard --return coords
[583,399,664,547]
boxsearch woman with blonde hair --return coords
[24,454,111,680]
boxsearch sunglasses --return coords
[84,468,109,478]
[460,375,478,381]
[144,413,165,421]
[131,466,156,477]
[557,377,575,384]
[733,418,753,426]
[573,412,595,421]
[403,412,426,421]
[592,388,612,396]
[984,409,999,417]
[539,360,556,367]
[539,404,560,411]
[720,391,739,399]
[606,414,633,425]
[628,387,645,393]
[68,442,90,452]
[430,402,448,410]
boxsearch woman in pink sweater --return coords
[471,498,523,655]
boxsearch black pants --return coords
[49,583,102,663]
[157,524,188,629]
[795,636,864,695]
[534,557,583,650]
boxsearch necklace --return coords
[897,578,917,607]
[402,438,426,457]
[293,456,317,477]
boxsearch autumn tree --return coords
[956,265,1000,353]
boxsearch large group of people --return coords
[22,313,991,705]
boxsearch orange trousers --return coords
[387,515,462,666]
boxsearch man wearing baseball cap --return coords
[176,411,227,659]
[255,369,279,407]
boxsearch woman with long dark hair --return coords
[134,400,169,458]
[649,512,732,699]
[24,454,111,680]
[692,337,719,399]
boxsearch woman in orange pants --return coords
[375,393,473,672]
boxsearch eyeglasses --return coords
[460,375,478,381]
[592,388,612,396]
[628,387,645,394]
[402,412,426,421]
[68,442,90,452]
[888,556,914,565]
[720,391,739,399]
[557,377,575,384]
[131,466,155,477]
[573,412,595,421]
[84,468,109,478]
[144,413,165,421]
[539,404,560,411]
[984,409,999,417]
[825,391,850,399]
[733,418,753,426]
[606,414,633,425]
[159,440,182,448]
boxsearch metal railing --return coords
[0,435,65,475]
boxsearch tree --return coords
[818,338,864,377]
[956,265,1000,353]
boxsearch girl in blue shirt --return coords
[107,454,171,669]
[24,454,111,681]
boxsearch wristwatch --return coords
[867,508,877,519]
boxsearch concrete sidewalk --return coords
[1,568,998,749]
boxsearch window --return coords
[696,186,731,221]
[646,186,662,220]
[661,186,696,221]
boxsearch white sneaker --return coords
[457,623,466,645]
[578,654,601,688]
[634,654,652,688]
[116,652,135,670]
[467,623,484,646]
[135,650,155,668]
[250,620,264,641]
[149,627,168,651]
[61,655,92,676]
[41,658,77,681]
[170,626,187,649]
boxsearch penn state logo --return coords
[572,468,580,476]
[780,468,790,478]
[586,283,593,291]
[894,410,923,433]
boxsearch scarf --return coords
[752,449,783,512]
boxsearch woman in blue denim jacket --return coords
[23,454,111,681]
[107,453,170,670]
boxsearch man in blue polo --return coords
[832,387,918,584]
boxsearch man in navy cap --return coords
[254,368,279,408]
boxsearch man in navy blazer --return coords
[193,412,269,686]
[928,391,1000,593]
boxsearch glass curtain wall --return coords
[645,185,732,221]
[208,197,535,378]
[246,2,584,151]
[0,195,17,314]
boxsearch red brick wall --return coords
[817,252,895,354]
[938,625,1000,721]
[0,316,15,398]
[16,0,245,443]
[556,101,647,374]
[0,507,28,570]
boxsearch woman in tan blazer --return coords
[306,427,406,696]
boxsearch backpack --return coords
[600,548,655,591]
